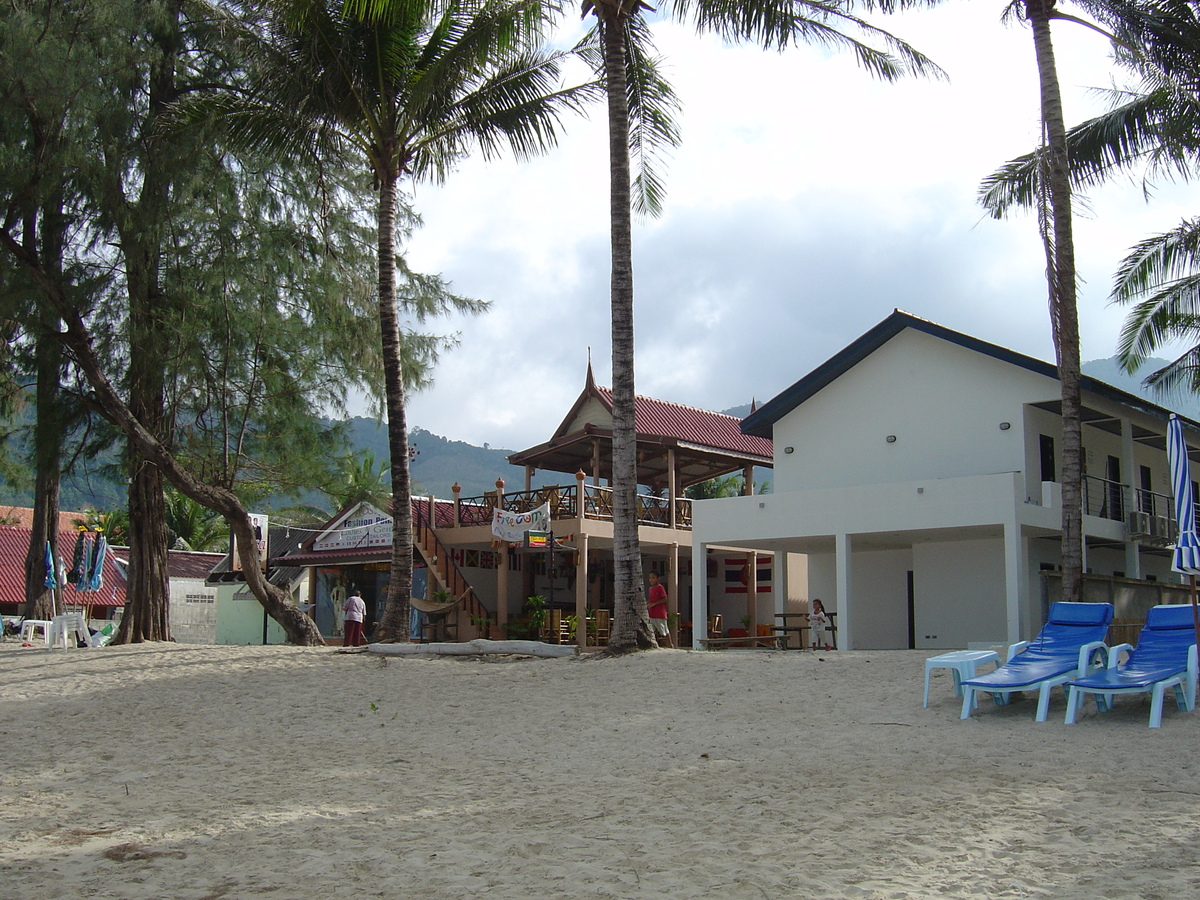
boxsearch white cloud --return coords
[395,3,1200,454]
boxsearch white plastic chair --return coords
[49,613,89,650]
[19,619,52,646]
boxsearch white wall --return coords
[771,330,1050,494]
[912,539,1007,649]
[850,549,912,649]
[171,577,217,644]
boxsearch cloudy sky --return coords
[394,3,1199,453]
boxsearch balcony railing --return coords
[447,483,692,530]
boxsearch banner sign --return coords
[491,503,550,542]
[313,503,392,552]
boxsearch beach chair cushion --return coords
[1066,604,1198,714]
[962,602,1114,690]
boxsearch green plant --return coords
[525,595,548,634]
[468,612,491,638]
[740,614,752,630]
[565,613,580,640]
[431,588,452,605]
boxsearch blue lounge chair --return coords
[960,602,1113,722]
[1064,604,1198,728]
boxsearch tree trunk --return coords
[0,231,326,646]
[370,161,414,643]
[599,9,654,652]
[1027,0,1084,603]
[22,201,66,622]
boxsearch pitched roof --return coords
[740,309,1200,439]
[593,387,772,458]
[0,526,127,608]
[0,507,91,532]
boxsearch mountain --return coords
[1080,357,1200,418]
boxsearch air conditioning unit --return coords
[1127,511,1150,536]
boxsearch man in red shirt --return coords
[647,571,673,648]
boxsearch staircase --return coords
[412,517,494,639]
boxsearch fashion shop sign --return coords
[491,503,550,542]
[314,503,393,551]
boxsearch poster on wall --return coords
[231,513,269,572]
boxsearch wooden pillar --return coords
[495,477,508,630]
[593,440,602,486]
[525,465,533,493]
[576,533,589,648]
[669,541,679,645]
[743,466,754,495]
[451,482,461,528]
[667,448,677,529]
[747,550,758,635]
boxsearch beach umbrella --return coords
[1166,414,1200,645]
[75,533,93,592]
[86,534,107,592]
[67,530,86,584]
[43,541,57,589]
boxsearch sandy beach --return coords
[1,642,1198,899]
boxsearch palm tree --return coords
[978,0,1190,601]
[164,489,228,552]
[579,0,940,652]
[226,0,590,640]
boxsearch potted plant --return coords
[525,594,548,640]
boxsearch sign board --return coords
[232,513,269,572]
[491,503,551,542]
[313,503,393,552]
[524,531,551,550]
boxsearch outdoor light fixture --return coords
[886,435,897,443]
[999,422,1012,431]
[784,446,794,454]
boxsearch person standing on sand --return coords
[647,571,673,649]
[808,598,832,651]
[343,590,366,647]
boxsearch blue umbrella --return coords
[43,541,57,589]
[75,533,93,592]
[1166,414,1200,646]
[86,534,107,592]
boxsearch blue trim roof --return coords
[740,310,1198,439]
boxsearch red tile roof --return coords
[0,527,127,608]
[0,507,90,532]
[594,387,772,458]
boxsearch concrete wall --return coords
[171,577,217,644]
[912,539,1007,649]
[771,330,1049,494]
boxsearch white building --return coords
[691,310,1199,650]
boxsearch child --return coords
[808,598,832,651]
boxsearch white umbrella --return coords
[1166,414,1200,645]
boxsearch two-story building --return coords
[691,310,1199,650]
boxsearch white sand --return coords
[2,642,1198,899]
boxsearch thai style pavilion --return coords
[288,366,772,646]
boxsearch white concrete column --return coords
[1003,520,1024,645]
[692,538,708,648]
[746,551,758,635]
[575,533,589,648]
[835,532,852,650]
[668,541,679,645]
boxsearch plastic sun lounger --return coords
[1065,604,1199,728]
[959,601,1114,722]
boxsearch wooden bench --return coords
[699,634,787,651]
[771,625,808,649]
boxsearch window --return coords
[1039,434,1056,483]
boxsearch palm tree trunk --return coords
[1027,0,1084,603]
[599,9,654,652]
[371,162,414,643]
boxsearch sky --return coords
[392,3,1200,454]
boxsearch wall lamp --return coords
[999,422,1012,431]
[783,446,794,454]
[885,435,897,443]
